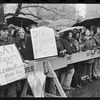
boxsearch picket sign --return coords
[30,26,58,59]
[0,44,25,86]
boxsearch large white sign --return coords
[0,44,25,86]
[30,26,58,59]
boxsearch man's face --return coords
[97,27,100,34]
[0,29,9,38]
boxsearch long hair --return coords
[13,27,27,45]
[63,30,73,39]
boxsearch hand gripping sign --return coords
[0,44,25,86]
[30,26,58,59]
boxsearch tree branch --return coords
[21,5,67,16]
[14,3,22,16]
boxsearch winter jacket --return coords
[14,35,29,60]
[93,33,100,47]
[56,39,66,57]
[82,38,97,63]
[60,38,73,55]
[25,35,34,60]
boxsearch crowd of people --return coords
[45,24,100,96]
[0,21,100,97]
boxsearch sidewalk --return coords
[65,79,100,97]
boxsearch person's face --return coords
[68,32,73,39]
[85,30,91,40]
[18,28,25,39]
[0,29,9,38]
[75,33,80,39]
[97,27,100,34]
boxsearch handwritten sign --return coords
[0,44,25,86]
[30,26,58,59]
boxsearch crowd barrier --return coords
[24,49,100,74]
[22,50,100,97]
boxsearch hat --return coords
[0,23,9,30]
[73,28,80,34]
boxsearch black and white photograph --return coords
[0,3,100,97]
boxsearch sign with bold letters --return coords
[30,26,58,59]
[0,44,25,86]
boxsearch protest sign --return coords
[30,26,58,59]
[0,44,25,86]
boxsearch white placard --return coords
[30,26,58,59]
[0,44,25,86]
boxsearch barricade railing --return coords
[22,50,100,97]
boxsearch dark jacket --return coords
[0,36,15,45]
[60,38,73,55]
[56,39,66,57]
[93,33,100,47]
[25,35,34,60]
[82,38,96,63]
[14,35,28,60]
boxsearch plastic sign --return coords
[0,44,25,86]
[30,26,58,59]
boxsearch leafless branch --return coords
[21,5,67,16]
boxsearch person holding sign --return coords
[0,23,17,97]
[60,30,75,92]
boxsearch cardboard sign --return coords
[30,26,58,59]
[0,44,25,86]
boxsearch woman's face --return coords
[18,28,25,39]
[75,33,80,39]
[68,32,73,39]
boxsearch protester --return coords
[48,30,66,95]
[93,24,100,79]
[72,29,82,88]
[0,23,17,97]
[13,27,29,60]
[60,30,75,92]
[82,29,97,83]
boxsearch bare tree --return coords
[4,3,76,21]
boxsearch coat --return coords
[56,39,66,57]
[93,33,100,47]
[60,38,73,55]
[25,35,34,60]
[82,38,96,63]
